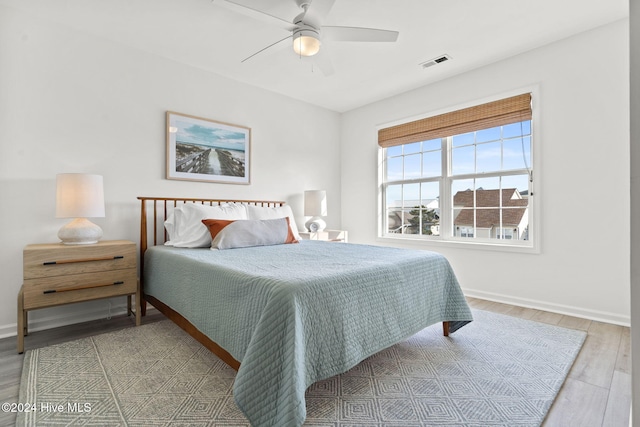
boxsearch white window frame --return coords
[377,89,540,254]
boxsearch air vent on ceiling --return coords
[420,54,451,69]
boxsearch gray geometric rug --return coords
[17,309,586,426]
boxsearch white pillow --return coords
[246,204,301,241]
[202,217,298,250]
[164,210,179,242]
[164,202,248,247]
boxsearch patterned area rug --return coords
[17,309,585,426]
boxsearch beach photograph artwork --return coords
[166,111,250,184]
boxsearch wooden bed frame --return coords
[137,196,451,371]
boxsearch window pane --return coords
[406,206,423,234]
[452,179,474,199]
[501,181,529,240]
[451,145,475,175]
[454,210,475,238]
[387,145,402,157]
[475,179,500,239]
[403,183,420,206]
[523,136,531,167]
[421,182,440,236]
[404,154,421,179]
[452,132,474,147]
[423,138,442,151]
[475,177,500,197]
[399,209,416,234]
[386,184,402,209]
[387,208,403,233]
[476,126,501,143]
[502,174,530,196]
[497,227,516,240]
[503,122,527,138]
[404,142,421,155]
[386,156,403,181]
[386,184,403,234]
[422,151,441,177]
[455,224,475,238]
[503,137,531,170]
[476,142,501,173]
[421,181,439,205]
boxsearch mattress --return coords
[144,240,472,426]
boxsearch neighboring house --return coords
[453,188,529,240]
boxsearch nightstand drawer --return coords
[24,240,136,279]
[23,269,137,310]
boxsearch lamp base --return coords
[58,218,103,245]
[305,217,326,232]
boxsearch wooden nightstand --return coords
[17,240,139,353]
[299,229,348,242]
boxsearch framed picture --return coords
[166,111,251,184]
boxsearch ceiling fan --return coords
[214,0,399,75]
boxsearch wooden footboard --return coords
[145,294,240,370]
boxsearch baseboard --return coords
[464,288,630,327]
[0,301,155,340]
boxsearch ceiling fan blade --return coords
[312,49,334,76]
[322,26,399,43]
[303,0,337,27]
[214,0,296,31]
[241,35,292,63]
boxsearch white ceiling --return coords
[1,0,629,112]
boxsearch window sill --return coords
[377,235,540,254]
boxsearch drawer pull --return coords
[43,281,125,294]
[43,255,125,266]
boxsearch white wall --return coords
[0,6,341,337]
[341,20,630,325]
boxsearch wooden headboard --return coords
[137,197,284,253]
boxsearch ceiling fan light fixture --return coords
[293,30,320,57]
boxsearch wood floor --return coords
[0,298,631,427]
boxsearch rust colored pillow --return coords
[202,217,298,250]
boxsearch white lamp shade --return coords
[56,173,105,218]
[304,190,327,216]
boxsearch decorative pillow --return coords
[165,202,248,247]
[246,204,302,241]
[202,217,298,250]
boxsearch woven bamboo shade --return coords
[378,93,532,148]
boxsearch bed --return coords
[138,196,473,427]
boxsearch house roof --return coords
[453,189,528,228]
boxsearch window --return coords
[379,94,534,248]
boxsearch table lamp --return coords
[304,190,327,232]
[56,173,105,245]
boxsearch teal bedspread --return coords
[144,240,472,426]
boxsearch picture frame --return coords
[166,111,251,184]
